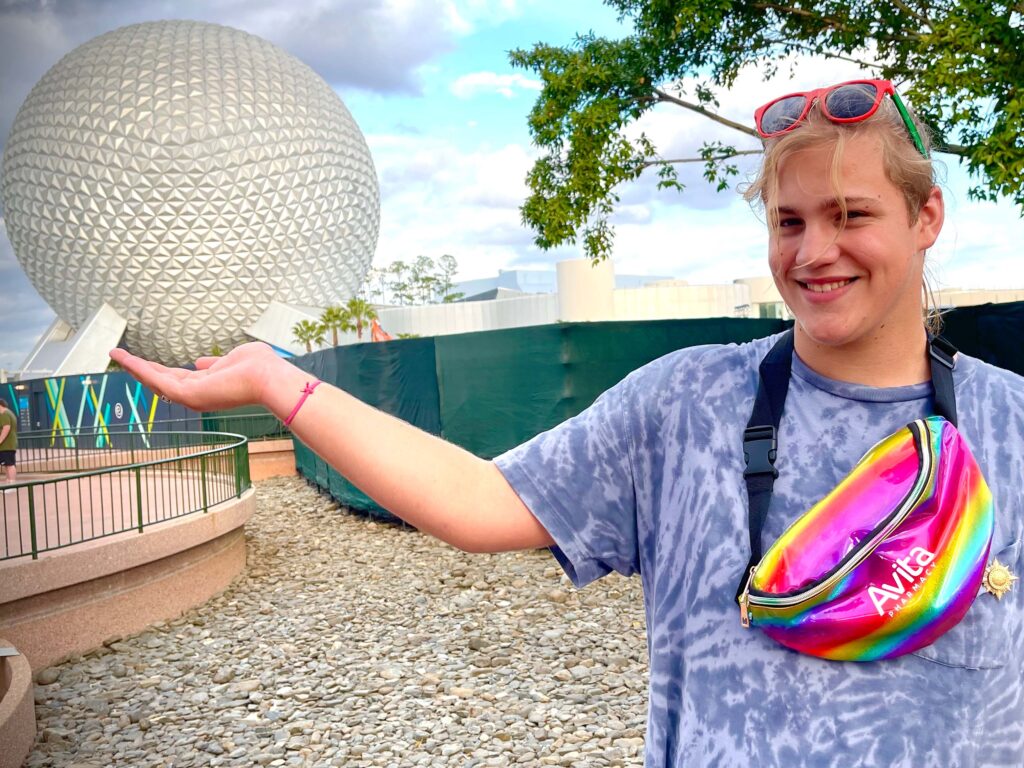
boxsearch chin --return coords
[794,320,864,349]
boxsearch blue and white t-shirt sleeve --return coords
[494,383,638,588]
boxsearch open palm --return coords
[109,342,283,412]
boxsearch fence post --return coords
[27,488,39,560]
[135,466,144,532]
[200,454,209,513]
[235,441,250,497]
[234,445,242,498]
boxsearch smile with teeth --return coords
[799,278,857,293]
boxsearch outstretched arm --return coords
[109,343,553,553]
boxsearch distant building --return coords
[933,287,1024,309]
[267,260,775,351]
[454,268,673,299]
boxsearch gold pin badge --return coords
[983,559,1018,600]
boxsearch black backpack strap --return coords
[736,330,794,601]
[928,335,958,428]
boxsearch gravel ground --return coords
[26,475,649,767]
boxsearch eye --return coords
[779,216,803,229]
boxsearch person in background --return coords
[0,397,18,484]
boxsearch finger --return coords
[195,356,221,370]
[128,356,178,384]
[113,353,188,396]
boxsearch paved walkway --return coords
[26,476,648,767]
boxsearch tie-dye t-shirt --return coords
[495,334,1024,768]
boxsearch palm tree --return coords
[320,305,354,346]
[292,319,326,353]
[345,297,378,340]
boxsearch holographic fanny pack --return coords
[735,332,994,662]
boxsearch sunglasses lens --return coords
[759,95,808,135]
[824,83,879,119]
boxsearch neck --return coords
[794,325,930,386]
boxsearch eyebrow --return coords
[776,196,879,215]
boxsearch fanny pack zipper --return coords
[739,419,933,628]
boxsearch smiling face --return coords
[769,131,943,359]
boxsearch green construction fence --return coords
[290,317,786,518]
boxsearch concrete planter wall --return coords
[0,642,35,768]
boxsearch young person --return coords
[111,80,1024,767]
[0,397,17,484]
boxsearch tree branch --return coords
[640,150,763,168]
[749,2,859,35]
[751,1,924,41]
[651,89,761,138]
[888,0,929,27]
[765,37,888,69]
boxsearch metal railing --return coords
[17,413,287,473]
[1,430,251,561]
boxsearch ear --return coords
[915,186,944,251]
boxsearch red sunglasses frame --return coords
[753,79,895,137]
[753,78,928,157]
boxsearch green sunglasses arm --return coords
[890,91,929,158]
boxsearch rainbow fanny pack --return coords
[735,332,994,661]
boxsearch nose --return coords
[794,222,841,270]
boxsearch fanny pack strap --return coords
[735,330,959,601]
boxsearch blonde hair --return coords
[743,95,942,332]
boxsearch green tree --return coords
[437,254,464,302]
[386,260,415,306]
[411,255,440,305]
[365,255,464,305]
[345,298,378,340]
[292,319,326,353]
[511,0,1023,262]
[360,266,388,304]
[320,305,354,346]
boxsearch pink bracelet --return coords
[284,381,322,426]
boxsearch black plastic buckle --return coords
[928,336,957,370]
[743,425,779,478]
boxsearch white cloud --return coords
[928,184,1024,290]
[368,132,544,279]
[450,71,542,99]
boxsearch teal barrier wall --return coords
[434,318,786,458]
[292,317,788,518]
[293,336,442,514]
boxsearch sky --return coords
[1,0,1022,371]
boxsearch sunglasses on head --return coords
[754,79,928,158]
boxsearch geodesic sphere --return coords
[1,20,379,366]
